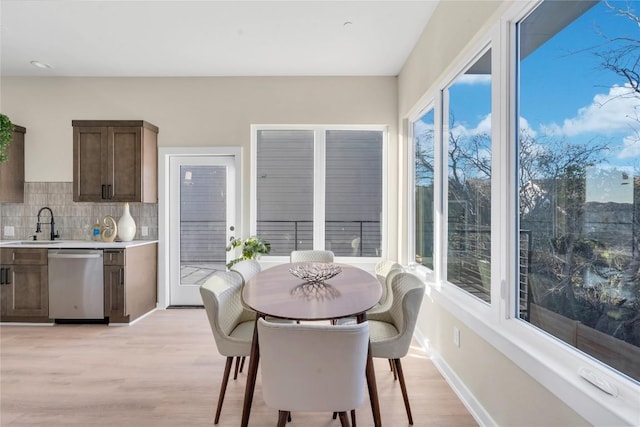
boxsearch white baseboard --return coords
[413,329,495,427]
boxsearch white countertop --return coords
[0,240,158,249]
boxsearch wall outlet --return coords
[141,226,149,237]
[3,225,15,237]
[453,326,460,348]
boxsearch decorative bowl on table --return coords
[289,263,342,283]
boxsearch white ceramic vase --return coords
[117,202,136,242]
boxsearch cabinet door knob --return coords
[102,185,107,199]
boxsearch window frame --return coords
[405,1,640,424]
[407,103,438,274]
[251,124,388,264]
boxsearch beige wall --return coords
[398,0,503,118]
[1,76,400,257]
[399,1,587,425]
[419,299,588,426]
[2,76,397,179]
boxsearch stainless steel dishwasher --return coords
[48,249,104,321]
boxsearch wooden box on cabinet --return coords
[0,125,26,202]
[72,120,158,203]
[103,243,157,323]
[0,247,49,322]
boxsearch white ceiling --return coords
[0,0,439,77]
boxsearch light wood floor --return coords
[0,309,477,427]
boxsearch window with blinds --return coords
[325,130,382,257]
[256,129,314,256]
[255,126,384,257]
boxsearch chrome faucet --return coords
[36,206,60,241]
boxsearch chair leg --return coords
[214,357,233,424]
[390,358,397,380]
[394,358,414,425]
[233,356,241,380]
[351,409,356,426]
[239,356,246,373]
[277,410,289,427]
[332,412,338,419]
[338,411,351,427]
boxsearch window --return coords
[325,130,382,257]
[254,126,384,257]
[518,0,639,381]
[444,49,492,301]
[414,108,435,270]
[256,130,314,255]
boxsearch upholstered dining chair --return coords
[229,259,262,284]
[368,272,425,425]
[257,318,369,427]
[199,271,256,424]
[290,249,334,263]
[371,259,404,310]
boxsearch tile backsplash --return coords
[0,182,158,241]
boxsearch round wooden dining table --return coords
[240,262,383,427]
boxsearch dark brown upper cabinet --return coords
[73,120,158,203]
[0,125,26,203]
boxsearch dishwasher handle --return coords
[48,252,102,259]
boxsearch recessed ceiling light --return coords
[343,21,353,26]
[30,60,52,69]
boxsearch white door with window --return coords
[168,155,238,305]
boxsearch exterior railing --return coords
[180,219,382,262]
[257,220,381,256]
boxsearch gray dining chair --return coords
[368,272,425,425]
[199,271,256,424]
[290,249,334,263]
[257,318,369,427]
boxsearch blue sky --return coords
[414,1,639,165]
[428,0,639,202]
[520,1,638,156]
[520,0,638,203]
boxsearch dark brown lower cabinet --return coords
[0,248,49,322]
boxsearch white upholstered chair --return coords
[368,272,425,425]
[335,262,403,327]
[229,259,262,284]
[257,318,369,427]
[371,259,404,311]
[199,271,256,424]
[290,249,334,263]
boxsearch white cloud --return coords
[413,120,434,135]
[456,74,491,85]
[472,114,491,135]
[519,116,538,138]
[560,83,638,136]
[617,134,640,159]
[451,113,491,139]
